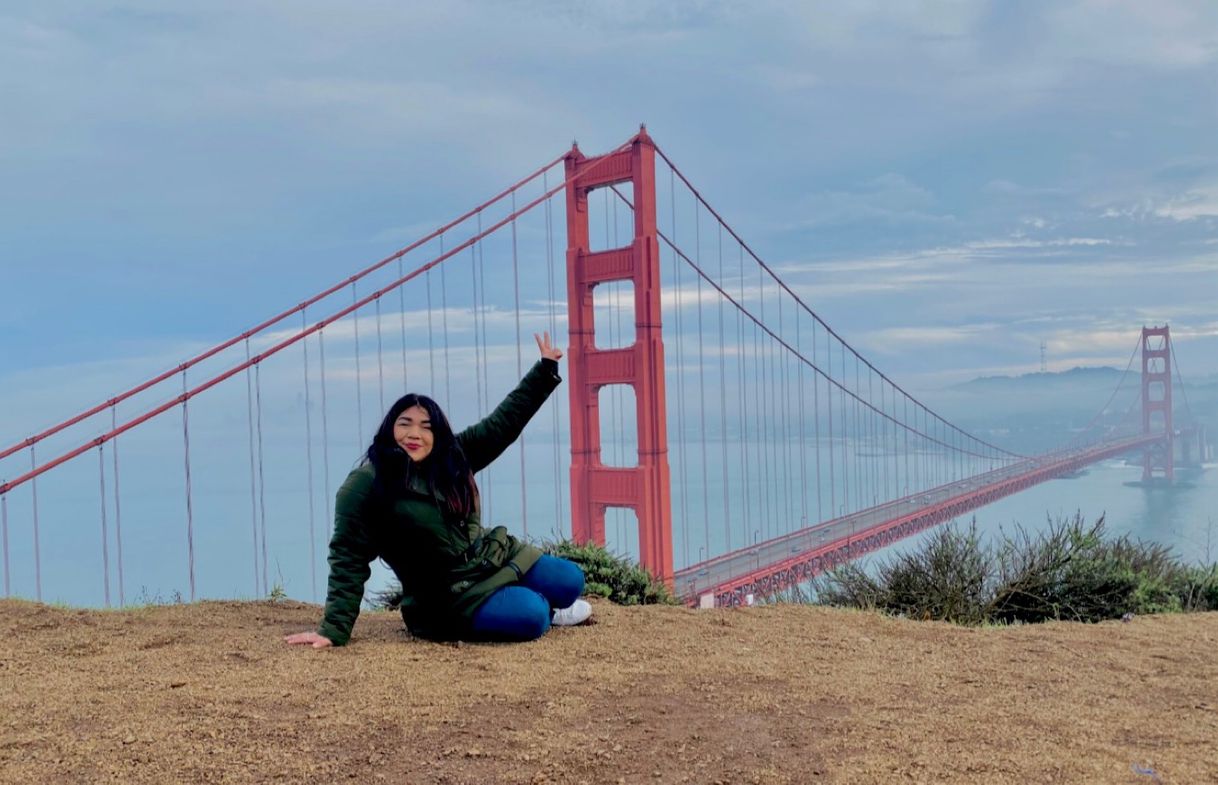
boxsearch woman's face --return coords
[393,404,434,462]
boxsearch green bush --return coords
[542,539,677,606]
[813,513,1218,625]
[365,539,676,611]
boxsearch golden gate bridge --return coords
[0,128,1207,608]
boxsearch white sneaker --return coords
[551,599,592,626]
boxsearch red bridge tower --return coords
[563,129,674,583]
[1141,325,1174,483]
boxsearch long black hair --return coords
[364,393,477,519]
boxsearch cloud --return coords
[750,63,821,92]
[792,173,954,229]
[982,181,1068,199]
[1043,1,1218,69]
[1153,186,1218,221]
[864,324,1003,349]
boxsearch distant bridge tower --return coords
[1141,325,1174,483]
[564,128,674,583]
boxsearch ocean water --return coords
[3,428,1213,608]
[928,460,1218,565]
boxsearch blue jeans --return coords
[469,555,585,641]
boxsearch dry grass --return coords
[2,598,1216,784]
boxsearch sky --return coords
[3,1,1217,406]
[1,0,1217,604]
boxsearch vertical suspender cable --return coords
[854,354,863,511]
[774,293,786,531]
[892,386,900,500]
[941,419,947,486]
[877,370,886,505]
[778,294,793,533]
[255,363,269,598]
[181,370,197,602]
[440,234,452,411]
[880,382,889,501]
[470,223,485,453]
[374,296,385,417]
[701,219,711,558]
[737,242,752,552]
[717,224,730,551]
[840,342,849,514]
[351,283,365,448]
[670,171,690,568]
[98,445,111,607]
[766,280,778,534]
[29,446,41,601]
[953,429,959,482]
[825,329,835,517]
[544,173,563,538]
[751,266,765,539]
[903,395,910,496]
[949,428,955,482]
[477,214,494,523]
[877,373,885,504]
[511,192,528,536]
[426,268,436,392]
[916,406,923,492]
[302,311,318,601]
[471,221,485,416]
[876,377,886,499]
[770,282,782,532]
[878,365,888,506]
[244,340,260,595]
[811,318,823,524]
[867,368,876,506]
[319,329,333,554]
[695,204,710,557]
[932,414,938,487]
[1,488,7,597]
[926,408,932,491]
[756,265,771,539]
[111,407,125,606]
[775,293,787,531]
[796,307,807,526]
[398,259,409,392]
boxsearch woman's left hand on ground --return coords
[283,631,333,649]
[535,331,563,362]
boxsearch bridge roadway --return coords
[673,434,1162,606]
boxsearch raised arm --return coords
[286,466,378,648]
[458,332,563,474]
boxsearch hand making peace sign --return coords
[534,331,563,362]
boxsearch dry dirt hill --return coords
[1,598,1216,784]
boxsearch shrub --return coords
[813,513,1218,625]
[542,539,677,606]
[365,539,676,611]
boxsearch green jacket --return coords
[318,359,561,645]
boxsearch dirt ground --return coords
[1,599,1215,785]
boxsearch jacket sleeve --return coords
[318,468,378,646]
[457,358,562,474]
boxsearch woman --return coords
[285,332,591,648]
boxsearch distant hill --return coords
[922,366,1216,455]
[953,366,1124,392]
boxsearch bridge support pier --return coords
[1141,325,1174,484]
[564,128,674,584]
